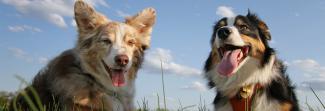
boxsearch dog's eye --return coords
[127,39,136,46]
[100,38,112,45]
[239,25,248,30]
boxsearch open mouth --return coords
[217,44,250,77]
[102,60,127,87]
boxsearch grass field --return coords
[0,89,324,111]
[1,81,324,111]
[0,61,324,111]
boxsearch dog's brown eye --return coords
[127,39,136,46]
[101,38,111,44]
[239,25,248,30]
[238,24,248,30]
[141,45,148,50]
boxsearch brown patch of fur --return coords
[125,8,156,33]
[258,22,271,40]
[241,34,266,60]
[211,47,221,63]
[74,1,109,34]
[280,102,292,111]
[204,47,220,72]
[126,8,156,48]
[72,91,112,111]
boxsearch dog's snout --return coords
[218,27,232,40]
[114,55,129,67]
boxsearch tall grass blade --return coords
[15,75,45,111]
[160,58,167,110]
[177,98,183,111]
[157,93,160,110]
[309,87,325,109]
[305,97,316,111]
[182,105,196,110]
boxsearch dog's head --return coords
[74,1,155,87]
[210,12,272,77]
[205,12,275,92]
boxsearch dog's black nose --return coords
[115,55,129,67]
[218,27,232,40]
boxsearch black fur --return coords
[204,51,218,88]
[266,61,300,111]
[261,47,275,67]
[205,12,300,111]
[213,91,223,105]
[246,12,271,41]
[211,18,227,45]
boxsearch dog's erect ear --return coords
[257,21,271,40]
[126,8,156,49]
[74,0,109,34]
[247,12,271,41]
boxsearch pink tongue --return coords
[217,49,243,77]
[111,71,125,87]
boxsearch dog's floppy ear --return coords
[126,8,156,49]
[74,0,109,34]
[247,11,271,41]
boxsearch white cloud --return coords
[1,0,108,28]
[181,81,207,92]
[38,57,49,64]
[7,47,33,62]
[291,59,325,91]
[292,59,325,76]
[47,13,67,28]
[300,80,325,91]
[84,0,109,8]
[7,47,50,64]
[216,6,236,17]
[116,10,130,18]
[283,61,290,66]
[8,25,42,32]
[143,48,202,76]
[71,19,77,27]
[8,26,24,32]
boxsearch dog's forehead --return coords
[102,22,138,36]
[219,15,249,26]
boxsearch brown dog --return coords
[10,0,156,111]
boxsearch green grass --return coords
[0,61,324,111]
[160,58,167,110]
[0,85,324,111]
[2,85,325,111]
[0,92,11,111]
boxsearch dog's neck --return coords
[229,83,264,111]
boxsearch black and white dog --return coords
[204,12,300,111]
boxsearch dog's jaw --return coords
[207,54,279,97]
[102,60,129,87]
[217,45,250,77]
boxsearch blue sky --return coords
[1,0,325,110]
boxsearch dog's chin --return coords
[102,60,128,87]
[216,44,250,77]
